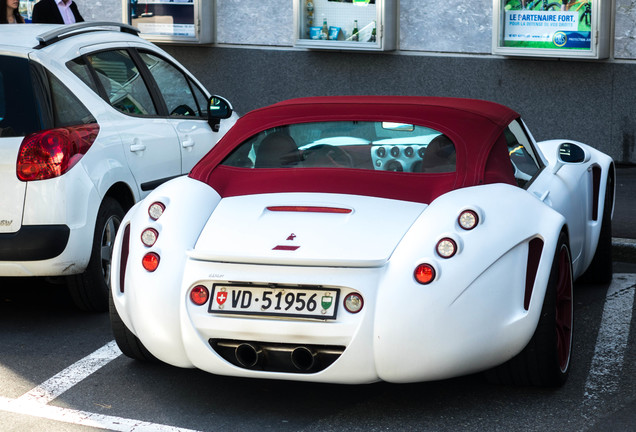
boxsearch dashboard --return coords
[370,144,428,172]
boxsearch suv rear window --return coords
[0,56,41,137]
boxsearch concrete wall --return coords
[74,0,636,164]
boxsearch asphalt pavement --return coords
[612,165,636,262]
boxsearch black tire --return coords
[486,232,573,386]
[579,173,614,284]
[109,291,157,362]
[67,197,124,312]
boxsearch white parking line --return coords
[0,340,205,432]
[0,396,203,432]
[17,340,121,405]
[583,274,636,408]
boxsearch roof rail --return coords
[35,21,140,49]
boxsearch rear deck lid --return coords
[189,193,427,267]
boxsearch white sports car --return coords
[110,96,614,386]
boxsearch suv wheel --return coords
[68,197,124,312]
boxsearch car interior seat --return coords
[254,132,301,168]
[420,134,456,173]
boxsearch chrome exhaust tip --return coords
[290,346,316,371]
[235,343,263,368]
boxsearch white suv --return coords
[0,22,236,311]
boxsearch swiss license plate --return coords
[209,284,339,319]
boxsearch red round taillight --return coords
[142,252,160,272]
[190,285,209,306]
[458,210,479,230]
[16,124,99,181]
[344,293,364,313]
[148,202,165,221]
[436,238,457,259]
[141,228,158,247]
[414,263,436,284]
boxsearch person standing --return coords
[32,0,84,24]
[1,0,25,23]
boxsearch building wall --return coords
[75,0,636,163]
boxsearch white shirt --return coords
[56,0,76,24]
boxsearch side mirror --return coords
[207,95,233,132]
[553,142,590,173]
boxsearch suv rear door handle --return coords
[181,138,195,148]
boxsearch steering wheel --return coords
[302,144,354,168]
[170,104,196,117]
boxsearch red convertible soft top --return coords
[190,96,520,204]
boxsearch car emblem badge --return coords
[321,295,333,311]
[273,233,300,251]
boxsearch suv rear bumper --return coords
[0,225,70,260]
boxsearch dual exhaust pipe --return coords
[235,343,317,372]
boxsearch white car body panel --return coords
[192,193,426,267]
[534,139,614,275]
[119,118,182,196]
[173,119,213,173]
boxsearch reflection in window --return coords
[48,72,95,127]
[139,51,202,117]
[505,119,541,187]
[67,57,100,97]
[85,50,156,116]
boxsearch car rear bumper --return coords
[116,245,549,384]
[0,220,94,277]
[0,225,70,261]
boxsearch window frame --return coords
[505,118,545,188]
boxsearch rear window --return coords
[221,121,456,173]
[0,56,41,137]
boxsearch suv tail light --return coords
[16,123,100,181]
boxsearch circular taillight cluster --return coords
[414,263,436,285]
[148,202,165,220]
[344,293,364,313]
[412,209,480,285]
[142,252,160,272]
[141,228,158,247]
[458,210,479,230]
[436,238,457,259]
[142,202,165,272]
[190,285,210,306]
